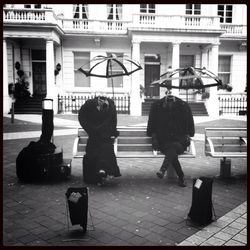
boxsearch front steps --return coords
[142,98,208,116]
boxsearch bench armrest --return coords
[240,137,247,145]
[189,139,196,157]
[205,137,215,156]
[72,137,80,157]
[114,137,118,156]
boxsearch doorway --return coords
[179,55,195,99]
[32,62,46,98]
[144,54,160,98]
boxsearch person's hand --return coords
[152,133,160,150]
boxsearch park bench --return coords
[204,127,247,178]
[73,126,196,177]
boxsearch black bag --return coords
[82,154,100,184]
[66,187,88,233]
[16,141,70,182]
[188,177,216,226]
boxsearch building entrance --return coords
[32,62,46,98]
[144,54,160,98]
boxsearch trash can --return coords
[65,187,88,233]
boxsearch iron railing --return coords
[218,93,247,115]
[57,94,130,114]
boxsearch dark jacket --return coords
[78,96,121,178]
[147,96,195,150]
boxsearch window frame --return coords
[74,52,90,88]
[185,4,201,15]
[140,4,155,14]
[218,55,231,85]
[217,4,233,23]
[73,4,88,19]
[107,4,122,20]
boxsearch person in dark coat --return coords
[147,91,195,187]
[78,96,121,185]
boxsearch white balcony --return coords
[3,8,247,38]
[220,24,247,37]
[132,14,221,31]
[61,19,129,34]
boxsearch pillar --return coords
[201,47,208,68]
[130,41,141,116]
[46,40,57,113]
[171,42,180,97]
[207,43,220,118]
[3,39,10,115]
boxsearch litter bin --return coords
[65,187,88,233]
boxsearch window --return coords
[74,52,90,87]
[107,4,122,20]
[218,5,232,23]
[218,56,231,85]
[107,53,123,88]
[24,4,31,8]
[186,4,201,15]
[140,4,155,14]
[73,4,89,19]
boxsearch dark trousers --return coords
[160,142,185,179]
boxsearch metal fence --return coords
[57,94,130,114]
[218,93,247,115]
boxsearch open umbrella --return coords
[78,54,142,99]
[151,67,232,101]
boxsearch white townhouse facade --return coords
[3,4,247,116]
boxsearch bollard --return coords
[220,158,231,178]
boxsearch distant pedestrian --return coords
[147,90,195,187]
[78,96,121,185]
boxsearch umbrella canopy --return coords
[78,54,142,98]
[151,67,232,101]
[151,67,226,89]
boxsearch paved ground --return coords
[2,114,247,246]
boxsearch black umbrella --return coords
[151,67,232,101]
[78,54,142,99]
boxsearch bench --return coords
[205,127,247,178]
[73,126,196,177]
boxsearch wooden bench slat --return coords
[119,130,148,136]
[118,144,153,151]
[205,128,246,138]
[118,137,152,144]
[206,138,246,144]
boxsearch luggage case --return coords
[188,177,216,226]
[65,187,88,233]
[16,141,71,182]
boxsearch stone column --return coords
[171,42,180,97]
[201,47,208,68]
[3,39,10,114]
[130,41,141,116]
[46,40,57,113]
[207,43,220,118]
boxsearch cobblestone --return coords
[3,115,247,246]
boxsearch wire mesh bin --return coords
[65,187,92,233]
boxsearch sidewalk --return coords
[2,114,247,246]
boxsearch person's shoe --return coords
[156,168,166,179]
[178,178,187,187]
[98,169,107,177]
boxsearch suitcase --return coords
[188,177,215,226]
[65,187,88,233]
[16,141,71,182]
